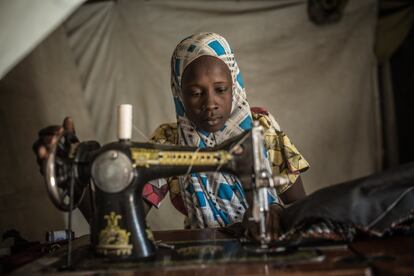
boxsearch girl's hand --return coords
[32,117,77,174]
[242,203,284,242]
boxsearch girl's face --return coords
[180,56,232,133]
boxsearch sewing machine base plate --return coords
[43,239,323,273]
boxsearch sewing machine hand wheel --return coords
[44,131,85,211]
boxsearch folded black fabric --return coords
[280,162,414,239]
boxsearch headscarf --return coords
[171,32,277,228]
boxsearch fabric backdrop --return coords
[0,0,380,241]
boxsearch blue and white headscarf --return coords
[171,32,277,228]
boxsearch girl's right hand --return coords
[32,117,77,174]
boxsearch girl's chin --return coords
[199,122,225,133]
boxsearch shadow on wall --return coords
[0,26,93,244]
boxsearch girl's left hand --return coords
[242,204,284,242]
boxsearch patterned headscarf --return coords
[171,33,276,228]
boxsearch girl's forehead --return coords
[182,56,231,80]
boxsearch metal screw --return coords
[110,151,118,160]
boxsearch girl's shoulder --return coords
[150,123,178,145]
[251,107,281,132]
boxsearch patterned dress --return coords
[143,109,309,228]
[143,33,309,228]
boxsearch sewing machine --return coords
[44,104,287,261]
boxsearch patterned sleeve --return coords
[142,180,169,208]
[141,123,179,208]
[251,108,310,194]
[149,123,178,145]
[167,177,188,216]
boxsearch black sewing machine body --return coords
[46,129,257,260]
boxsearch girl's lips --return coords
[203,115,222,125]
[205,118,221,126]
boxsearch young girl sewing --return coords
[34,32,309,240]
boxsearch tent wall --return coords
[0,0,380,242]
[0,0,85,80]
[0,26,92,243]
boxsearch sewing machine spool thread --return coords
[118,104,132,140]
[46,230,74,243]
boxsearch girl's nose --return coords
[202,90,219,111]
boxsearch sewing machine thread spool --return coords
[46,230,74,243]
[118,104,132,140]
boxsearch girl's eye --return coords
[216,87,228,93]
[191,90,202,96]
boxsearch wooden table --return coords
[11,229,414,275]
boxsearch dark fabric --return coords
[281,162,414,237]
[375,0,414,62]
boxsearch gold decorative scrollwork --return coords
[131,148,232,167]
[97,212,133,256]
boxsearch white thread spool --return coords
[117,104,132,140]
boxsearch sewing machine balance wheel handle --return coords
[44,131,85,212]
